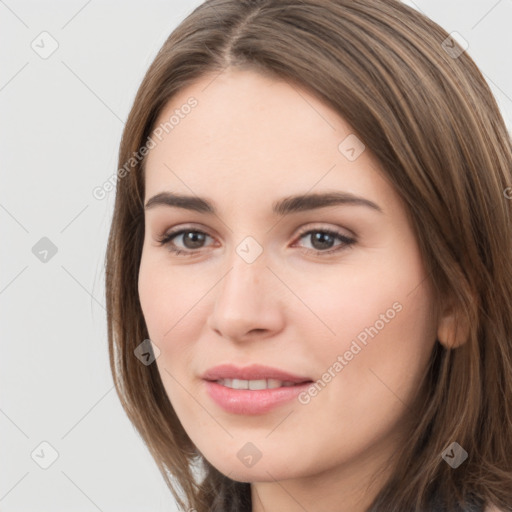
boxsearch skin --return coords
[138,68,460,512]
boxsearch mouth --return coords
[203,378,315,415]
[201,363,313,386]
[200,364,315,414]
[208,378,313,390]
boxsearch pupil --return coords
[312,232,334,250]
[184,231,205,249]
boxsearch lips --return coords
[201,363,313,384]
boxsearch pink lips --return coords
[201,363,312,383]
[201,363,314,415]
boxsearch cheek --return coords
[138,250,218,396]
[138,252,198,347]
[138,256,202,411]
[289,255,417,346]
[138,257,167,340]
[287,257,436,470]
[325,256,436,419]
[301,243,436,398]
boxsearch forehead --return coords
[143,68,392,212]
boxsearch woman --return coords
[105,0,512,510]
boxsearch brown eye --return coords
[156,226,356,257]
[157,229,213,255]
[295,228,356,255]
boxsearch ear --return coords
[436,296,470,349]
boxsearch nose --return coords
[206,248,285,343]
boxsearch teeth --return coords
[216,378,299,390]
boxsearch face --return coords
[138,68,438,489]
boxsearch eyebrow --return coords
[144,191,383,215]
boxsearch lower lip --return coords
[203,380,313,415]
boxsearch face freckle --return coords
[137,67,438,502]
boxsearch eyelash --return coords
[156,226,356,257]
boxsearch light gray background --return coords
[1,1,511,510]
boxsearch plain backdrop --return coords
[1,0,511,510]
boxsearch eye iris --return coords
[310,231,335,250]
[183,231,206,249]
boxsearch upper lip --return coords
[202,364,313,383]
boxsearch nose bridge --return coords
[208,238,282,338]
[217,242,268,311]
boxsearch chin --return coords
[208,454,303,483]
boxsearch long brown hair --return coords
[105,1,512,510]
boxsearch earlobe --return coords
[436,301,470,349]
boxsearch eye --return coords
[156,226,356,257]
[156,228,215,256]
[294,227,356,255]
